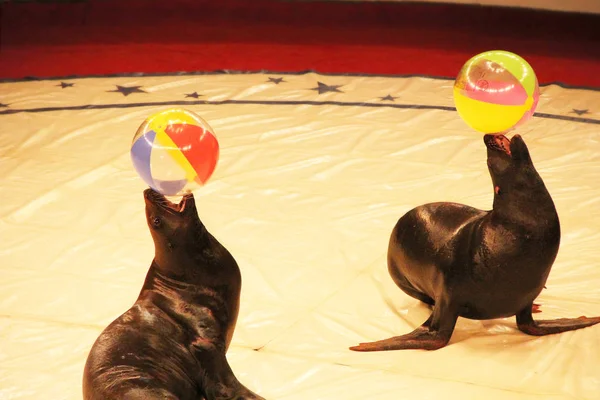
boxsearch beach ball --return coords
[130,108,219,196]
[453,50,540,134]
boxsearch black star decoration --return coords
[107,85,147,96]
[310,81,343,94]
[571,109,589,116]
[57,82,74,89]
[380,94,398,102]
[185,92,202,99]
[268,77,285,84]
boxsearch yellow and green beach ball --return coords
[453,50,540,134]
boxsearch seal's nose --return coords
[143,188,154,200]
[143,187,165,203]
[483,134,511,156]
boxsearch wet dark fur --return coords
[351,134,600,352]
[82,189,264,399]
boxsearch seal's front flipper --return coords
[350,298,459,352]
[516,305,600,336]
[195,346,265,400]
[349,324,450,351]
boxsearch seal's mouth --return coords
[144,188,191,214]
[483,134,512,156]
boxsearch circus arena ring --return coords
[1,1,599,399]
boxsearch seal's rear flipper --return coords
[202,368,265,400]
[349,301,459,352]
[516,306,600,336]
[195,347,265,400]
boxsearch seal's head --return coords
[143,188,205,263]
[483,134,535,198]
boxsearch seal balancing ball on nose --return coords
[130,108,220,197]
[350,134,600,352]
[453,50,540,134]
[82,189,265,399]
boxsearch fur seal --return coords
[83,188,265,399]
[350,134,600,352]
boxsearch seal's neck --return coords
[151,250,210,285]
[142,263,197,297]
[150,223,212,275]
[149,230,238,288]
[491,179,559,230]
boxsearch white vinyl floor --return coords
[1,72,599,400]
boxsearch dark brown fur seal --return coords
[350,134,600,352]
[83,188,265,399]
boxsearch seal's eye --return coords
[152,217,161,227]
